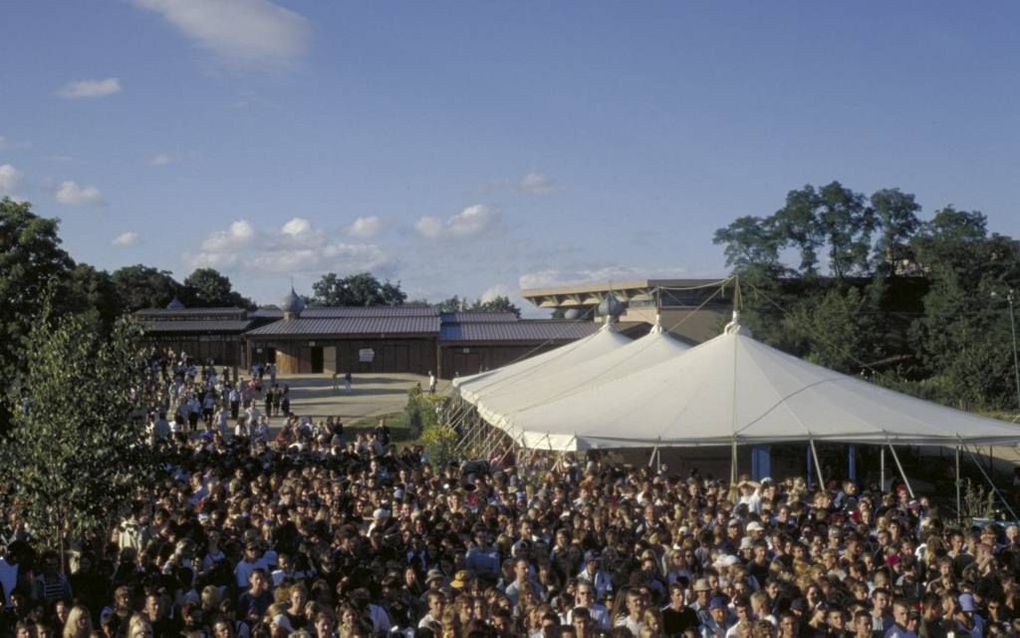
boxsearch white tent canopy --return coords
[453,322,631,406]
[478,321,1020,451]
[470,324,690,429]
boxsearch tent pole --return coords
[880,447,885,491]
[848,445,857,484]
[730,439,738,502]
[809,439,825,489]
[956,445,962,525]
[648,445,658,469]
[887,443,914,499]
[963,443,1019,521]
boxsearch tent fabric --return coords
[453,322,630,406]
[473,325,690,429]
[482,323,1020,451]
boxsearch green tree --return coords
[470,295,521,317]
[433,296,467,312]
[311,272,406,306]
[111,264,183,312]
[870,188,921,275]
[182,267,253,308]
[0,199,79,431]
[0,306,157,555]
[713,215,784,275]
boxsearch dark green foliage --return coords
[110,264,183,311]
[311,272,407,306]
[715,183,1020,412]
[182,267,254,309]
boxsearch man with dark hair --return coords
[662,580,699,637]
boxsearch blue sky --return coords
[2,1,1019,312]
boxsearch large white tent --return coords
[454,322,631,407]
[473,320,1020,451]
[468,323,690,430]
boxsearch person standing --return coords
[428,371,436,394]
[344,371,352,394]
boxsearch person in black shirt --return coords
[662,580,699,637]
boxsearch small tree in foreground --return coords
[1,307,157,559]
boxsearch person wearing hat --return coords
[701,596,734,638]
[233,539,269,589]
[577,551,613,601]
[947,593,984,638]
[691,577,713,614]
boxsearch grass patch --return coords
[347,411,420,444]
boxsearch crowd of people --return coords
[2,349,1019,638]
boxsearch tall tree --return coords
[110,265,183,312]
[0,306,157,554]
[815,181,875,279]
[182,267,253,308]
[870,188,921,275]
[311,272,406,306]
[0,198,78,430]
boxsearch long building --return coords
[136,289,600,378]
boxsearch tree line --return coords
[713,181,1020,412]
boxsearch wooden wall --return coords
[249,338,437,376]
[437,343,568,379]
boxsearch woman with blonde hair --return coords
[127,615,152,638]
[62,605,93,638]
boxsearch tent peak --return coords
[724,310,752,337]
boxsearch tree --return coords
[0,305,157,555]
[471,295,521,317]
[870,188,921,275]
[311,272,407,306]
[433,296,468,312]
[712,215,784,275]
[0,198,78,431]
[111,264,183,312]
[182,268,253,308]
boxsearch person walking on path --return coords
[428,371,436,394]
[344,371,353,394]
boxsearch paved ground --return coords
[270,372,451,423]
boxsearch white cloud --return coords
[55,181,105,206]
[519,171,556,195]
[0,164,23,195]
[132,0,312,69]
[200,219,256,252]
[281,217,311,236]
[347,215,383,238]
[57,78,122,99]
[186,218,393,276]
[149,153,174,166]
[112,231,140,247]
[416,204,501,240]
[414,216,443,239]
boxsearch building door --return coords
[310,346,324,373]
[323,346,337,374]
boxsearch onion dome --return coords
[596,291,626,320]
[281,286,305,319]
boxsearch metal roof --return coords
[140,320,254,333]
[440,321,599,342]
[440,311,520,323]
[135,307,247,318]
[252,306,438,319]
[246,315,441,337]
